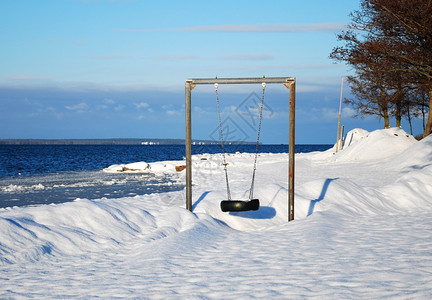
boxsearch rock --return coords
[123,167,141,172]
[175,165,186,172]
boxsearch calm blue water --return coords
[0,144,331,208]
[0,144,331,177]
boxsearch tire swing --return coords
[215,82,266,212]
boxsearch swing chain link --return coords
[249,82,266,200]
[215,83,232,200]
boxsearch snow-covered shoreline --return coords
[1,127,432,298]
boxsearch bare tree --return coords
[345,73,391,128]
[331,0,432,137]
[330,33,404,128]
[365,0,432,137]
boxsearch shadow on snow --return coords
[307,178,338,216]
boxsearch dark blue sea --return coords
[0,144,331,208]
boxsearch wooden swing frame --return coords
[185,76,296,222]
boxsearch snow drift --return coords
[336,127,418,161]
[1,128,432,298]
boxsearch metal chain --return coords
[215,83,232,200]
[249,82,266,200]
[215,82,266,201]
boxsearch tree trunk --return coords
[381,88,390,129]
[424,89,432,138]
[396,103,402,127]
[383,106,390,128]
[395,81,402,128]
[407,106,413,135]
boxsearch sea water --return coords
[0,144,331,208]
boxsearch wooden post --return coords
[336,77,344,152]
[185,81,192,212]
[340,125,344,151]
[288,80,295,222]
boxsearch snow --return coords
[1,183,46,193]
[103,161,181,173]
[335,127,418,161]
[1,128,432,298]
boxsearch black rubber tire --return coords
[220,199,260,212]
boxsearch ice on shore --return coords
[103,161,183,173]
[1,128,432,298]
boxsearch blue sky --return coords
[0,0,424,143]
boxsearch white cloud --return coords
[104,98,116,105]
[166,110,179,116]
[321,107,339,120]
[301,107,339,122]
[96,104,108,110]
[135,102,149,109]
[65,102,89,112]
[53,112,64,120]
[193,106,207,113]
[342,107,356,118]
[162,104,181,116]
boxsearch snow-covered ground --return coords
[1,127,432,298]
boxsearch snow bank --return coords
[1,128,432,298]
[379,134,432,210]
[0,195,200,264]
[342,127,369,148]
[103,161,184,174]
[103,161,149,173]
[335,127,418,161]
